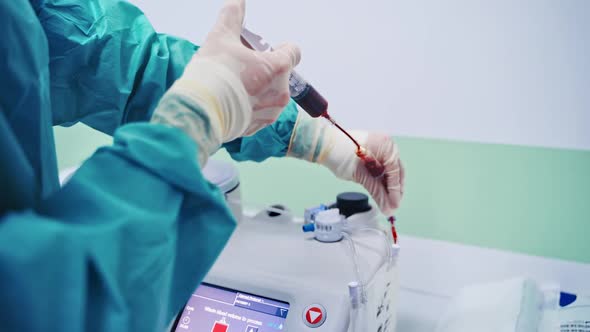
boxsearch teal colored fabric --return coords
[37,0,197,134]
[0,0,263,330]
[33,0,297,161]
[224,100,299,162]
[0,124,236,331]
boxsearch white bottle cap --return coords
[314,209,344,242]
[315,208,343,224]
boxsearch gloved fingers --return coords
[385,164,402,191]
[379,135,400,165]
[382,142,401,181]
[253,81,291,111]
[262,42,302,75]
[243,100,285,136]
[275,43,302,69]
[386,168,403,207]
[369,165,402,213]
[353,168,400,215]
[253,90,291,114]
[354,133,404,214]
[214,0,246,36]
[364,176,401,215]
[158,0,303,151]
[383,189,402,214]
[250,107,281,123]
[240,60,275,95]
[243,115,278,136]
[244,99,290,136]
[382,143,403,211]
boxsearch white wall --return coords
[131,0,590,150]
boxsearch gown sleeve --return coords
[0,122,236,332]
[37,0,299,161]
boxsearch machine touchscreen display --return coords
[173,283,289,332]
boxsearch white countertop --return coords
[395,235,590,331]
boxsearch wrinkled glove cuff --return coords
[151,57,253,166]
[174,57,252,142]
[151,93,221,167]
[287,111,365,181]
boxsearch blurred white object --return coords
[202,159,242,223]
[58,166,78,185]
[435,277,559,332]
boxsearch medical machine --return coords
[170,160,400,332]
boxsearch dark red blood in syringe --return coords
[241,31,387,186]
[294,85,329,118]
[293,83,364,151]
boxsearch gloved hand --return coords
[151,0,300,165]
[288,111,405,215]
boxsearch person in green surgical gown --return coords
[0,0,405,331]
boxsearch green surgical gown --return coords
[0,0,299,331]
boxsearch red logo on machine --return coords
[305,307,323,325]
[211,320,229,332]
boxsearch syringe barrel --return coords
[240,28,328,118]
[288,71,328,118]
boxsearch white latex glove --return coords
[288,111,404,215]
[152,0,300,165]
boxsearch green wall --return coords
[54,125,590,264]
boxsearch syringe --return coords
[241,27,385,179]
[241,27,329,118]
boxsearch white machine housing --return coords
[202,206,399,332]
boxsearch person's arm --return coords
[286,112,405,214]
[36,0,197,134]
[222,100,299,162]
[0,122,236,332]
[39,0,300,162]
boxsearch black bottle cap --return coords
[267,204,286,217]
[336,192,372,217]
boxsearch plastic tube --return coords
[351,227,394,273]
[342,233,369,332]
[342,232,366,304]
[344,228,395,331]
[348,282,366,332]
[348,304,358,332]
[343,227,393,331]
